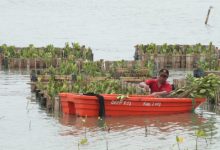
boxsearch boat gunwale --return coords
[59,93,206,103]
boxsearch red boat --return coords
[59,93,206,117]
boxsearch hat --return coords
[159,68,169,76]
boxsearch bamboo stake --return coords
[19,59,21,70]
[205,6,213,25]
[35,58,36,70]
[27,59,30,70]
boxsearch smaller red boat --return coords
[59,93,206,117]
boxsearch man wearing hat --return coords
[139,69,172,97]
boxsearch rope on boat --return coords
[83,93,105,117]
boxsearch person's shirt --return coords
[145,79,172,94]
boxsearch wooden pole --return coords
[205,6,213,25]
[35,58,36,70]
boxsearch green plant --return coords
[0,44,16,57]
[60,61,78,75]
[116,94,129,100]
[81,61,103,77]
[195,129,207,150]
[79,117,88,145]
[176,136,184,150]
[167,74,220,101]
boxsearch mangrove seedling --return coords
[195,129,208,150]
[79,117,88,145]
[176,136,184,150]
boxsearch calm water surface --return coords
[0,70,220,150]
[0,0,220,60]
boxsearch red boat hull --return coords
[59,93,206,117]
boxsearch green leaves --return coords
[138,43,217,55]
[71,78,138,95]
[0,44,16,57]
[168,73,220,100]
[0,43,93,61]
[199,89,206,94]
[195,130,207,138]
[117,94,129,100]
[80,138,88,145]
[176,136,184,143]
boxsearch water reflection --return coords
[59,113,207,133]
[201,102,220,115]
[58,111,220,150]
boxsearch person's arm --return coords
[150,91,169,97]
[150,83,172,97]
[139,82,150,91]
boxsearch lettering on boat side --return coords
[110,100,132,106]
[143,102,161,107]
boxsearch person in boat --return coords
[139,68,172,97]
[193,62,204,78]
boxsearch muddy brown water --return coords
[0,70,220,150]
